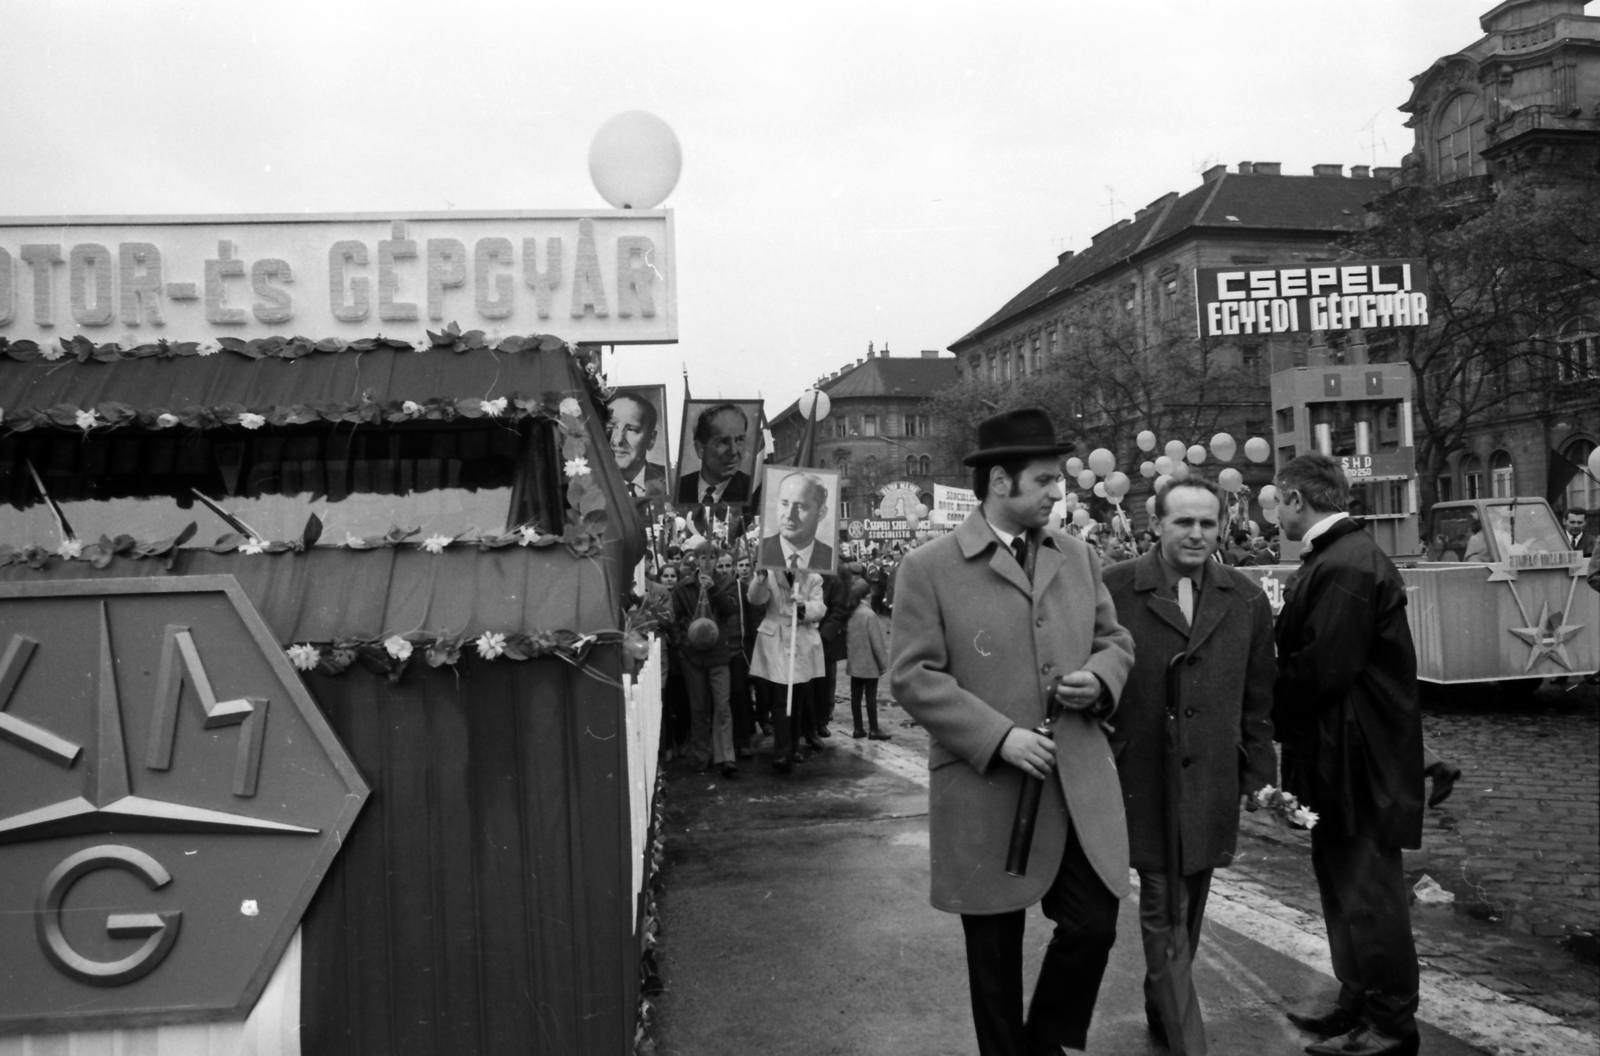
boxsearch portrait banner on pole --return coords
[755,465,840,576]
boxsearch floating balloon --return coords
[913,503,929,520]
[1105,471,1130,499]
[1263,506,1281,525]
[1590,446,1600,480]
[1064,456,1084,478]
[1064,492,1079,508]
[1218,467,1244,493]
[1258,485,1279,508]
[1154,473,1172,493]
[1146,495,1158,519]
[1137,430,1157,452]
[1072,507,1092,527]
[1165,440,1187,462]
[797,388,832,422]
[1244,436,1271,463]
[1087,448,1115,476]
[1093,481,1108,498]
[1153,455,1175,476]
[1172,462,1191,481]
[1210,433,1237,462]
[1140,460,1157,479]
[1077,469,1097,490]
[1186,444,1206,466]
[673,516,687,531]
[589,111,683,209]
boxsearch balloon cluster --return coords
[1129,429,1273,521]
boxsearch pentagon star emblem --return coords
[1507,601,1583,673]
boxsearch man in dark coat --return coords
[671,541,743,777]
[1274,453,1424,1056]
[811,569,853,739]
[889,409,1135,1056]
[1104,479,1276,1056]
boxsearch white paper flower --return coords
[287,643,320,671]
[41,343,65,361]
[75,408,102,430]
[482,396,508,416]
[402,400,422,415]
[56,538,83,559]
[518,525,540,546]
[475,631,507,660]
[239,537,267,555]
[414,335,435,353]
[157,412,179,428]
[345,532,365,548]
[196,340,220,357]
[422,533,451,555]
[1292,807,1320,829]
[564,456,591,478]
[239,412,266,430]
[239,899,260,917]
[384,635,413,661]
[559,397,582,418]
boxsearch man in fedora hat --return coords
[890,408,1135,1055]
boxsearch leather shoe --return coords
[1287,1007,1360,1037]
[816,726,832,738]
[868,729,891,741]
[1427,762,1462,808]
[1305,1025,1418,1056]
[772,758,793,774]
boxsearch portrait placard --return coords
[674,399,764,507]
[605,385,671,503]
[755,465,841,576]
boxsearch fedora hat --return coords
[962,408,1075,466]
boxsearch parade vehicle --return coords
[1234,358,1598,690]
[0,210,669,1055]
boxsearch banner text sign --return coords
[1195,258,1428,339]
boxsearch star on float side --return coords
[1507,601,1583,673]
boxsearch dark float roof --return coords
[951,171,1380,350]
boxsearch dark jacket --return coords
[816,573,852,664]
[1104,551,1277,874]
[671,571,741,668]
[1272,517,1424,848]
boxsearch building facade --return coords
[1399,0,1599,517]
[768,346,958,521]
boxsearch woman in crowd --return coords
[844,578,891,741]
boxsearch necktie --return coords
[1009,536,1027,568]
[703,485,716,505]
[1177,576,1194,624]
[786,552,799,587]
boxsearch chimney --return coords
[1237,161,1254,176]
[1090,218,1132,245]
[1312,163,1344,177]
[880,344,891,357]
[1201,163,1227,183]
[1350,165,1371,179]
[921,349,939,359]
[1057,249,1075,263]
[1373,166,1399,182]
[1253,161,1281,176]
[856,358,864,366]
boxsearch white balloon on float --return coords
[1165,440,1187,462]
[1065,456,1084,477]
[1244,436,1271,463]
[589,111,683,209]
[1186,444,1206,465]
[1211,433,1237,462]
[1258,484,1279,508]
[1072,507,1092,527]
[1093,481,1108,498]
[1105,471,1130,498]
[1137,430,1157,452]
[1171,462,1191,481]
[1263,506,1281,525]
[1218,467,1244,493]
[1154,455,1175,475]
[1077,469,1097,490]
[1140,461,1157,479]
[1088,448,1115,476]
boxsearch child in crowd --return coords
[845,578,891,741]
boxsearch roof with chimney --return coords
[950,164,1392,350]
[769,350,957,427]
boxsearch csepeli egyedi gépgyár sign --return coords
[1194,258,1428,339]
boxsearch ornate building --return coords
[1399,0,1599,516]
[768,346,958,520]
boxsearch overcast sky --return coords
[3,0,1484,431]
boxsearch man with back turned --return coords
[1274,452,1424,1056]
[889,408,1134,1055]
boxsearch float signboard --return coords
[1194,258,1428,339]
[0,210,676,347]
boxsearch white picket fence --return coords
[621,634,664,925]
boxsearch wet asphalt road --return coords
[651,740,1487,1056]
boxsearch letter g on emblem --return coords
[36,845,182,986]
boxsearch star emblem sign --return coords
[1507,601,1584,673]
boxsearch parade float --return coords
[0,205,671,1055]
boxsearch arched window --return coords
[1565,438,1597,515]
[1489,450,1515,498]
[1435,92,1487,181]
[906,455,918,477]
[1460,453,1484,499]
[1558,315,1598,382]
[919,455,932,476]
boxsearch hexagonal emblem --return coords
[0,576,368,1035]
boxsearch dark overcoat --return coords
[1103,551,1277,875]
[888,511,1136,913]
[1273,517,1424,848]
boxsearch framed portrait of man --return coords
[674,399,764,507]
[755,465,840,576]
[605,386,671,502]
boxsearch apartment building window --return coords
[1000,353,1012,383]
[1241,343,1263,383]
[862,415,878,437]
[1461,454,1483,499]
[1244,418,1267,439]
[1029,333,1041,374]
[1564,439,1597,514]
[988,352,998,383]
[1489,451,1515,498]
[1435,92,1487,181]
[919,455,932,476]
[905,415,930,437]
[1046,327,1057,361]
[1559,315,1597,381]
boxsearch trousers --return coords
[849,676,881,732]
[1137,868,1213,1056]
[1311,827,1420,1038]
[959,824,1119,1055]
[682,662,733,768]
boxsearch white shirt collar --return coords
[1301,511,1349,549]
[779,537,816,567]
[985,518,1017,550]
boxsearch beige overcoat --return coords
[889,511,1136,913]
[748,570,826,684]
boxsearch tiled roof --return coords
[770,355,957,425]
[951,172,1380,349]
